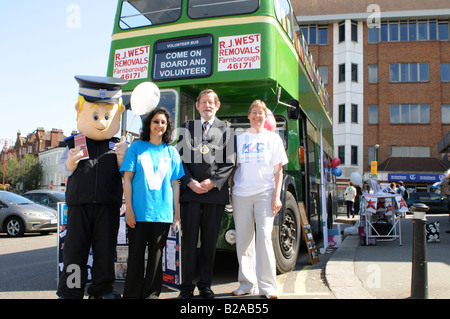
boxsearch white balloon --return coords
[350,172,362,187]
[130,82,160,116]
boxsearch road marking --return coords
[277,266,330,297]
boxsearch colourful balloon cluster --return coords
[331,157,341,176]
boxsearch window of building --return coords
[300,25,328,45]
[400,22,408,41]
[389,22,399,41]
[418,21,428,41]
[338,145,345,164]
[351,21,358,42]
[309,26,317,44]
[390,64,399,82]
[318,26,328,44]
[381,23,388,42]
[439,22,449,40]
[368,105,379,124]
[339,22,345,42]
[409,22,417,41]
[338,64,345,82]
[351,63,358,82]
[319,66,328,84]
[338,104,345,123]
[391,146,430,157]
[390,104,430,124]
[369,20,449,42]
[368,65,378,83]
[441,63,450,82]
[351,146,358,165]
[429,21,437,40]
[368,26,379,43]
[442,105,450,124]
[389,63,429,82]
[351,104,358,123]
[419,63,429,81]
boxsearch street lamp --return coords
[374,144,379,163]
[1,139,13,188]
[2,140,8,187]
[371,144,380,180]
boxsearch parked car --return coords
[406,192,449,213]
[0,191,57,237]
[22,190,65,211]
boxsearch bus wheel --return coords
[273,192,301,274]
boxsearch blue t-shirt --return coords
[120,140,184,223]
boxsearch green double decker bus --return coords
[108,0,336,273]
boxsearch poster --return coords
[113,45,150,80]
[298,202,319,265]
[162,228,182,290]
[57,202,181,291]
[218,33,261,71]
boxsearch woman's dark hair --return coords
[139,107,174,144]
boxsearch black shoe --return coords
[199,287,214,299]
[177,290,194,299]
[89,291,121,299]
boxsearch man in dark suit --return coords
[176,89,236,299]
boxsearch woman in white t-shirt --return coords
[344,182,357,218]
[231,100,288,299]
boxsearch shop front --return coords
[388,173,445,193]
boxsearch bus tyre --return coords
[272,192,301,274]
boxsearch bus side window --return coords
[274,0,294,40]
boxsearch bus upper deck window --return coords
[188,0,259,19]
[119,0,182,29]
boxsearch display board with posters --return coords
[57,202,181,291]
[298,202,319,265]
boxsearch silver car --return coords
[22,190,65,211]
[0,191,57,237]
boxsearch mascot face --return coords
[75,97,124,141]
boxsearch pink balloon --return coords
[264,112,276,132]
[331,157,341,168]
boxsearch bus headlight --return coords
[225,229,236,245]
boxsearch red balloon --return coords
[331,157,341,168]
[264,112,276,132]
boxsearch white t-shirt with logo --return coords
[232,130,288,197]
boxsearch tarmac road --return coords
[0,227,342,299]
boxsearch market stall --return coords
[360,191,409,246]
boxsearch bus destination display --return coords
[153,35,213,81]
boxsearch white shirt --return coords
[344,186,356,201]
[232,129,288,197]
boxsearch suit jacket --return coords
[177,118,236,205]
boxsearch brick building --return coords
[13,128,67,158]
[1,128,69,190]
[292,0,450,191]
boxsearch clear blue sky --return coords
[1,1,119,146]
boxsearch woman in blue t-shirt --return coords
[120,107,184,299]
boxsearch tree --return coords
[23,162,43,192]
[0,154,43,192]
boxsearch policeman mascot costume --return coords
[57,75,128,299]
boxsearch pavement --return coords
[326,213,450,299]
